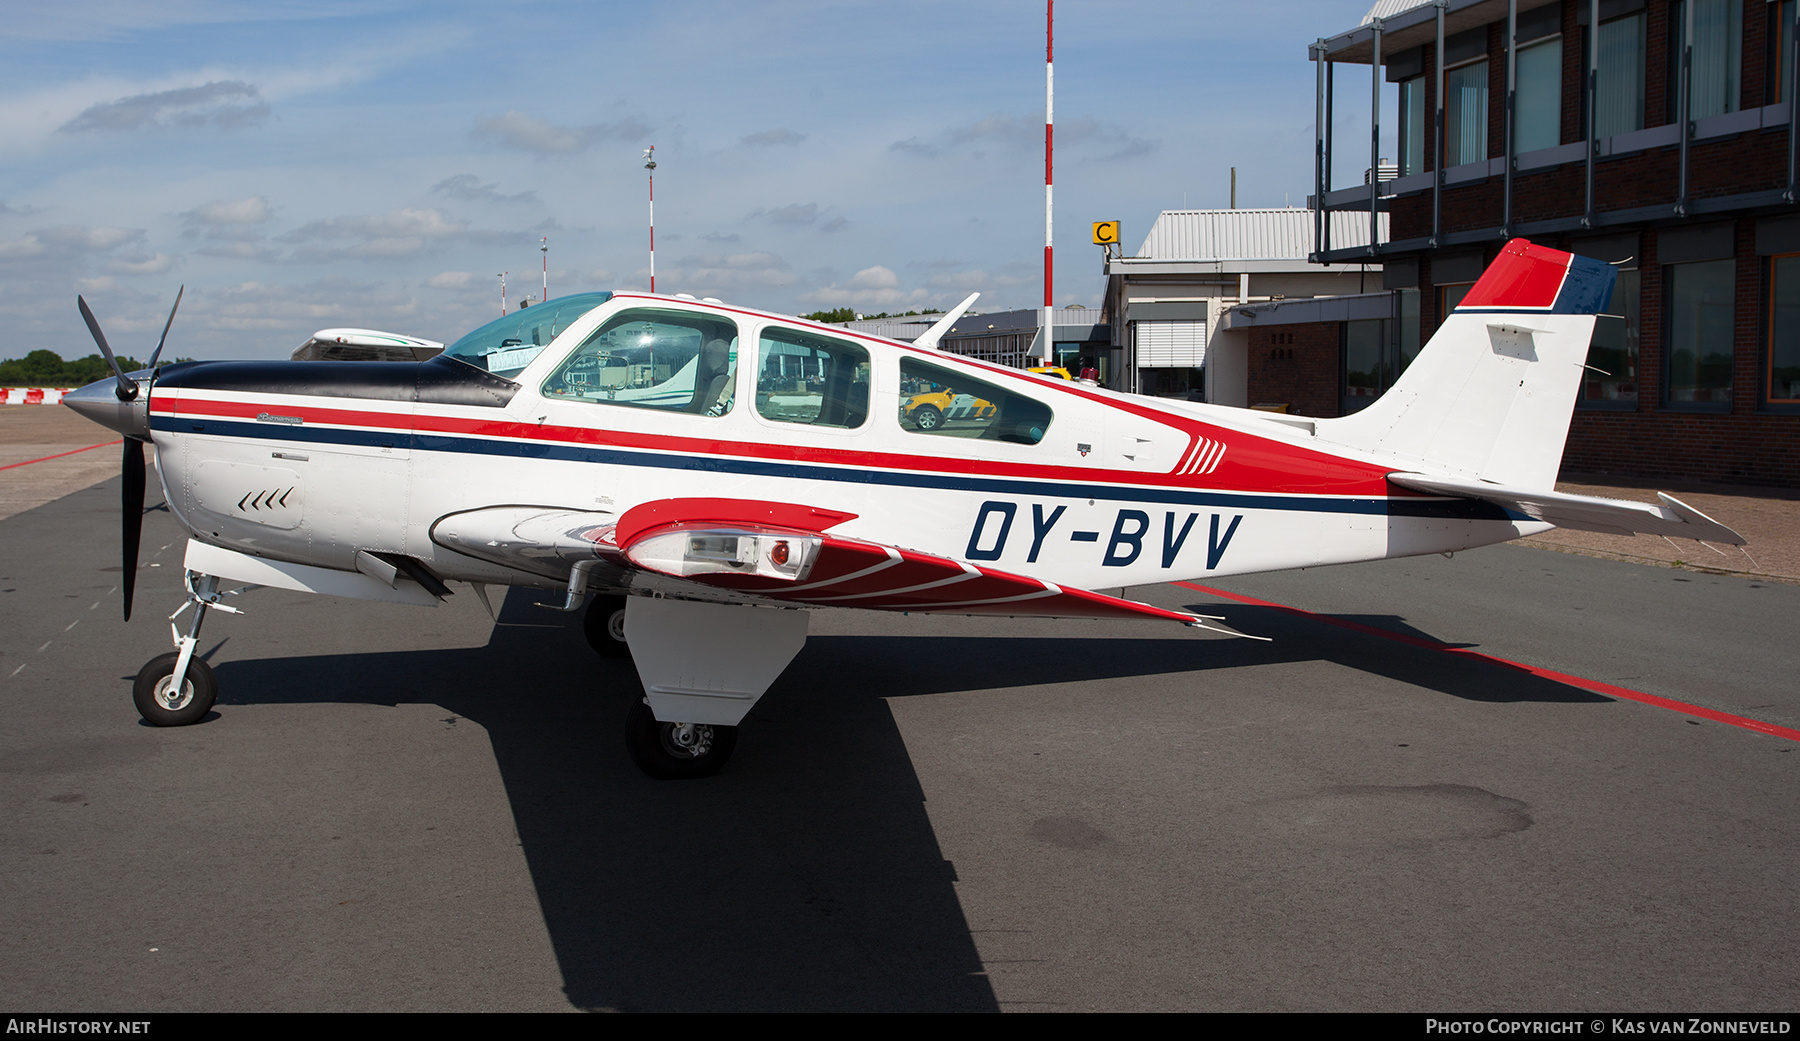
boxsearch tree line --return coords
[0,350,191,387]
[800,308,945,323]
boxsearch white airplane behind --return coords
[65,239,1743,778]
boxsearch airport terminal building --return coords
[1264,0,1800,486]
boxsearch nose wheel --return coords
[625,698,737,779]
[133,652,217,726]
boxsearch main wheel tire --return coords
[912,404,943,431]
[625,698,737,780]
[133,652,217,727]
[584,595,631,659]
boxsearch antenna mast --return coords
[1045,0,1054,313]
[497,272,508,315]
[541,237,549,303]
[643,146,657,293]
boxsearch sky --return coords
[0,0,1390,361]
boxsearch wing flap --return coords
[1388,472,1747,545]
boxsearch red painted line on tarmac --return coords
[0,439,122,471]
[1176,581,1800,743]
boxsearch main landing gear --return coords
[584,594,732,777]
[133,571,249,727]
[583,594,630,658]
[624,697,737,779]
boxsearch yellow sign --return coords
[1092,221,1120,246]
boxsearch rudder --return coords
[1312,239,1616,490]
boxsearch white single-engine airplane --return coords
[65,239,1743,778]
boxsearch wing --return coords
[432,497,1212,627]
[1387,472,1747,545]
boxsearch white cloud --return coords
[652,252,794,299]
[0,225,145,260]
[472,110,651,155]
[927,268,1029,290]
[194,241,277,261]
[431,174,537,204]
[752,203,818,226]
[184,196,271,226]
[0,236,46,259]
[279,208,476,259]
[891,113,1156,162]
[800,264,931,311]
[427,270,472,288]
[848,265,898,289]
[60,80,268,133]
[740,128,806,147]
[108,252,178,275]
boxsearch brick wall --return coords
[1247,323,1342,418]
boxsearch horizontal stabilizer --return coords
[1387,473,1747,545]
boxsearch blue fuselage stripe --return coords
[152,415,1516,521]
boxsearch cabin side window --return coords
[541,309,739,416]
[755,327,871,429]
[898,358,1052,445]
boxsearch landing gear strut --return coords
[133,571,250,727]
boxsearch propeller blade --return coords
[76,295,137,402]
[121,439,145,622]
[147,285,183,369]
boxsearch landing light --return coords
[626,529,820,581]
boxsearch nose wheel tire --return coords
[584,595,631,659]
[625,698,737,779]
[133,652,218,727]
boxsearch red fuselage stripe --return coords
[154,394,1403,497]
[1176,581,1800,743]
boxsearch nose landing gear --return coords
[132,570,252,727]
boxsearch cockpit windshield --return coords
[440,292,613,380]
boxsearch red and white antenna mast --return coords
[1040,0,1054,360]
[497,271,508,315]
[541,236,549,303]
[1045,0,1054,313]
[643,146,657,293]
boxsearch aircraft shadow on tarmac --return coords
[1172,600,1611,705]
[215,588,996,1012]
[203,583,1612,1011]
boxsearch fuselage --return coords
[141,291,1539,598]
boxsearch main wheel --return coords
[625,698,737,780]
[133,652,217,727]
[584,594,631,659]
[912,404,943,431]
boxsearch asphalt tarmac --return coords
[2,478,1797,1012]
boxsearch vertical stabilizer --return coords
[1313,239,1616,490]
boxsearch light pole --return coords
[643,146,656,293]
[1045,0,1054,314]
[497,271,508,315]
[541,237,549,303]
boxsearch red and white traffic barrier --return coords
[0,388,72,404]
